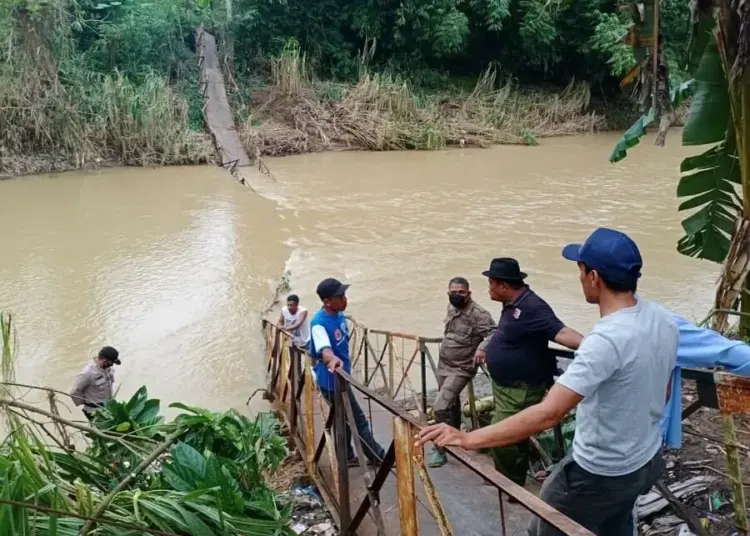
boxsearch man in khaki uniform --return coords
[429,277,495,467]
[70,346,121,420]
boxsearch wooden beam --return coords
[715,372,750,532]
[415,451,454,536]
[304,357,315,474]
[394,417,419,536]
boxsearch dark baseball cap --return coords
[316,278,350,300]
[562,227,642,284]
[98,346,121,365]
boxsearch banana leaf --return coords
[682,39,730,146]
[675,35,740,263]
[608,80,695,163]
[676,138,741,261]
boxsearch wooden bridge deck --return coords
[310,389,540,535]
[195,27,252,169]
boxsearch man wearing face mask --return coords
[476,258,583,493]
[429,276,496,468]
[70,346,121,421]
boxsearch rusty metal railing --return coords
[263,320,595,536]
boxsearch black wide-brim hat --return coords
[482,257,527,281]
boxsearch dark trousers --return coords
[528,450,664,536]
[433,372,472,431]
[321,388,386,463]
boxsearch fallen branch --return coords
[79,427,185,535]
[6,407,71,454]
[0,381,76,401]
[0,497,181,536]
[653,480,711,536]
[697,464,750,487]
[683,426,750,452]
[0,398,150,455]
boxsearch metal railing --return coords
[263,320,595,536]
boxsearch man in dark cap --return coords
[70,346,121,420]
[417,229,677,536]
[310,278,386,466]
[474,258,582,493]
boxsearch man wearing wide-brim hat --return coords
[473,258,583,493]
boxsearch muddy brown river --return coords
[0,132,718,413]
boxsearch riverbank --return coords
[1,64,649,179]
[234,68,613,156]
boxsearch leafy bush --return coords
[0,384,293,535]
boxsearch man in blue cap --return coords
[310,277,386,466]
[416,228,678,536]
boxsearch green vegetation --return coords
[607,0,749,339]
[0,313,293,535]
[0,0,694,175]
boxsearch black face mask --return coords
[449,294,468,308]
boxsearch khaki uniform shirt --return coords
[439,301,496,376]
[70,362,115,413]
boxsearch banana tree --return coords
[610,1,750,528]
[610,0,750,335]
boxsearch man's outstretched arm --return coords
[416,384,582,450]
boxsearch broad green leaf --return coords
[173,503,217,536]
[686,13,716,74]
[136,399,161,425]
[683,40,730,146]
[609,81,694,163]
[676,141,741,262]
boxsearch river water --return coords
[0,132,718,413]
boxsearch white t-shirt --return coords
[557,298,678,476]
[281,306,311,347]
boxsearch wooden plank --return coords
[414,450,454,536]
[194,26,252,167]
[715,372,750,533]
[342,387,387,535]
[333,378,351,532]
[277,341,289,401]
[393,417,419,536]
[304,357,315,474]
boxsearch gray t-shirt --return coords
[557,299,678,476]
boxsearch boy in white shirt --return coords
[279,294,311,350]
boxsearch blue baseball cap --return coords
[561,227,642,284]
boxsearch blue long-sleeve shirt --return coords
[663,314,750,448]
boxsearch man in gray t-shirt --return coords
[416,227,677,536]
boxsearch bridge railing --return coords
[346,318,575,462]
[263,320,596,536]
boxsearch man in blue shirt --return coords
[310,277,386,466]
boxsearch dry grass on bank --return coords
[240,63,606,157]
[0,59,214,178]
